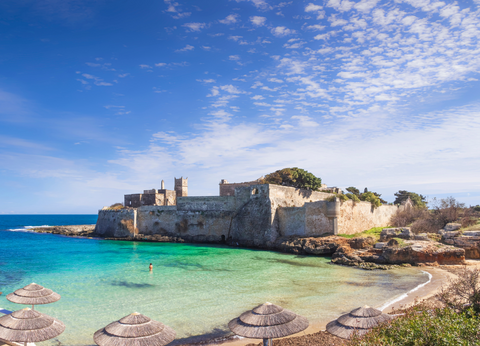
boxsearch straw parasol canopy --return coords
[0,308,65,346]
[6,283,60,310]
[326,305,392,339]
[228,302,309,346]
[94,312,176,346]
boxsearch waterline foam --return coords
[378,270,432,311]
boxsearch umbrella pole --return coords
[262,338,272,346]
[32,304,34,310]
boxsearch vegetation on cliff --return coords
[390,196,480,233]
[260,168,322,191]
[344,187,384,207]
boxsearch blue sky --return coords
[1,0,480,213]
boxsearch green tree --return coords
[346,187,360,196]
[361,191,382,208]
[261,168,322,191]
[394,190,427,208]
[345,193,360,202]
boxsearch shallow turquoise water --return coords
[0,229,429,346]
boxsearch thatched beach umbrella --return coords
[228,302,309,346]
[94,312,176,346]
[326,305,392,339]
[0,308,65,346]
[6,283,60,310]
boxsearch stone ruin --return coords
[124,177,187,208]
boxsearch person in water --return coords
[149,263,153,271]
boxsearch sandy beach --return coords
[202,263,474,346]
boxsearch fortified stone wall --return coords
[97,184,402,247]
[337,200,401,235]
[229,184,273,247]
[95,209,137,237]
[176,196,236,212]
[219,180,261,196]
[278,201,334,237]
[134,205,234,243]
[268,185,334,244]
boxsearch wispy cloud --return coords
[175,45,195,52]
[182,22,207,32]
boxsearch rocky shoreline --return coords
[29,225,470,268]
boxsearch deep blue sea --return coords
[0,215,429,346]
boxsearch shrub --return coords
[361,191,381,208]
[437,266,480,315]
[410,216,444,234]
[346,193,360,202]
[260,168,322,191]
[390,196,473,233]
[349,304,480,346]
[109,203,124,210]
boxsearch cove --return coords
[0,230,429,346]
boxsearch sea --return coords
[0,215,430,346]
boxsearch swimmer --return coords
[149,263,153,271]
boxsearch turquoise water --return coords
[0,216,429,346]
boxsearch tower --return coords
[175,177,188,197]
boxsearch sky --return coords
[1,0,480,214]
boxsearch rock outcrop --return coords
[380,241,465,265]
[379,227,414,241]
[442,231,480,259]
[31,225,96,237]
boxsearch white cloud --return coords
[291,115,319,127]
[354,0,379,12]
[219,14,239,24]
[326,0,355,11]
[305,3,322,12]
[220,85,243,94]
[268,78,284,83]
[250,16,267,26]
[271,26,296,37]
[155,63,167,67]
[164,0,191,19]
[229,35,243,41]
[305,24,325,30]
[182,22,206,32]
[140,64,152,69]
[175,45,194,52]
[229,55,241,61]
[251,95,265,100]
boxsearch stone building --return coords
[98,177,409,248]
[124,177,188,208]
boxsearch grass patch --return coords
[392,237,409,247]
[459,220,480,232]
[338,226,388,241]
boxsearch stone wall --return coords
[177,196,236,212]
[219,180,260,196]
[278,201,334,237]
[135,205,233,243]
[99,184,400,247]
[95,209,137,237]
[337,200,401,234]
